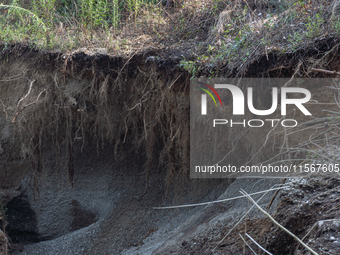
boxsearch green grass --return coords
[0,0,161,50]
[180,0,340,76]
[1,0,339,71]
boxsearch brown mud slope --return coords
[174,178,340,255]
[1,36,340,254]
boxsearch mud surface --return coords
[173,177,340,255]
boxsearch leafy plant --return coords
[0,3,48,31]
[305,13,324,38]
[180,59,200,78]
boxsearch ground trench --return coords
[0,44,232,254]
[1,39,340,254]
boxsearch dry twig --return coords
[245,233,272,255]
[240,189,319,255]
[311,68,340,75]
[154,186,286,209]
[239,233,257,255]
[209,184,284,254]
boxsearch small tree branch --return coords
[310,68,340,75]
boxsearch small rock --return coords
[330,236,336,241]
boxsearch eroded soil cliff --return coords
[1,38,340,254]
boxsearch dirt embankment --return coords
[1,38,340,254]
[0,44,231,254]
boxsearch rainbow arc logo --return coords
[197,82,222,115]
[197,82,222,106]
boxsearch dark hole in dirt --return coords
[71,200,97,231]
[6,194,39,243]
